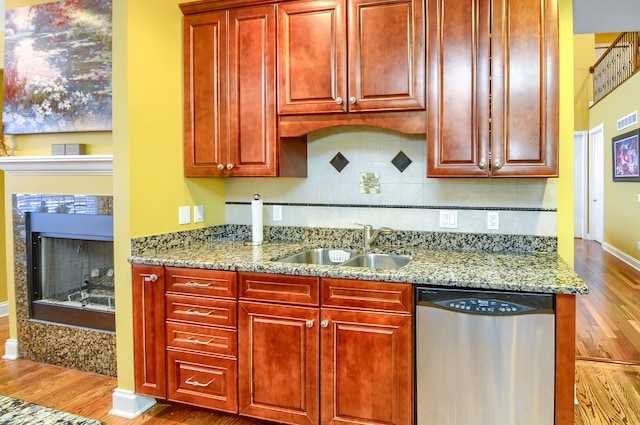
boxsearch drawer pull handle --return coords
[320,320,329,328]
[185,281,213,287]
[145,274,158,283]
[185,309,213,316]
[306,320,314,328]
[186,337,214,345]
[185,376,215,387]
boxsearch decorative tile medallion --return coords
[360,172,380,194]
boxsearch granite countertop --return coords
[129,226,589,295]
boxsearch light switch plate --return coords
[194,205,204,223]
[273,205,283,221]
[179,206,191,225]
[439,210,458,228]
[487,211,500,230]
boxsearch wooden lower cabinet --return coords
[167,349,238,413]
[320,308,413,425]
[132,264,166,398]
[134,268,414,424]
[238,300,320,425]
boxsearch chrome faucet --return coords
[355,223,393,252]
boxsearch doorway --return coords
[588,124,605,243]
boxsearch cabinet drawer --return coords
[166,322,237,357]
[166,294,237,328]
[239,272,319,306]
[165,267,237,299]
[321,278,413,313]
[167,349,238,413]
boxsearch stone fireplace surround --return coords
[12,194,116,376]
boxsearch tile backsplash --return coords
[226,126,557,236]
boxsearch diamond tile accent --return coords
[330,152,350,172]
[391,151,412,172]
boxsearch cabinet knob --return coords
[320,320,329,328]
[217,164,225,171]
[226,163,234,170]
[494,161,503,170]
[349,96,357,105]
[306,320,314,328]
[478,161,487,170]
[336,97,343,105]
[147,274,158,282]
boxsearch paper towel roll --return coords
[251,194,263,244]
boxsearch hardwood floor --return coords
[0,239,638,424]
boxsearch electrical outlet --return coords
[194,205,204,223]
[487,211,500,230]
[179,206,191,225]
[439,210,458,228]
[637,194,640,203]
[637,241,640,250]
[273,205,283,221]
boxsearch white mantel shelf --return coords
[0,155,113,175]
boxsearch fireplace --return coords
[26,212,115,331]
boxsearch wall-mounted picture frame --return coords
[612,129,640,182]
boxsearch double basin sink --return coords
[274,248,412,270]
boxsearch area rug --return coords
[0,395,105,425]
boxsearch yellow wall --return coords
[0,171,5,304]
[573,34,594,131]
[113,0,226,391]
[589,73,640,261]
[557,0,575,265]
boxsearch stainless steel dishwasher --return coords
[415,287,555,425]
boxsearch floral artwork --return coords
[2,0,112,134]
[612,130,640,182]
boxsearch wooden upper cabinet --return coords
[183,4,307,177]
[277,0,425,115]
[183,11,228,177]
[228,5,279,176]
[427,0,558,177]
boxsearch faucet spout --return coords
[355,223,394,252]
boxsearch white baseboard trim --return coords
[602,242,640,273]
[0,302,8,317]
[108,388,156,419]
[3,339,18,360]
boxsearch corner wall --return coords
[589,72,640,262]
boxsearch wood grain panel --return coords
[166,294,237,328]
[321,277,413,313]
[166,322,237,357]
[167,349,238,414]
[239,272,319,306]
[165,267,237,299]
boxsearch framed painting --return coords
[2,0,112,134]
[612,129,640,182]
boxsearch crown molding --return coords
[0,155,113,175]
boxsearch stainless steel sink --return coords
[275,248,359,266]
[339,253,413,269]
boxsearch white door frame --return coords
[574,131,588,239]
[588,124,605,243]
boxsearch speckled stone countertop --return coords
[129,225,589,295]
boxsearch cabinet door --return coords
[426,0,491,177]
[321,308,413,425]
[348,0,425,112]
[183,11,229,177]
[490,0,558,177]
[277,0,347,114]
[132,265,166,398]
[228,5,278,176]
[238,301,319,425]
